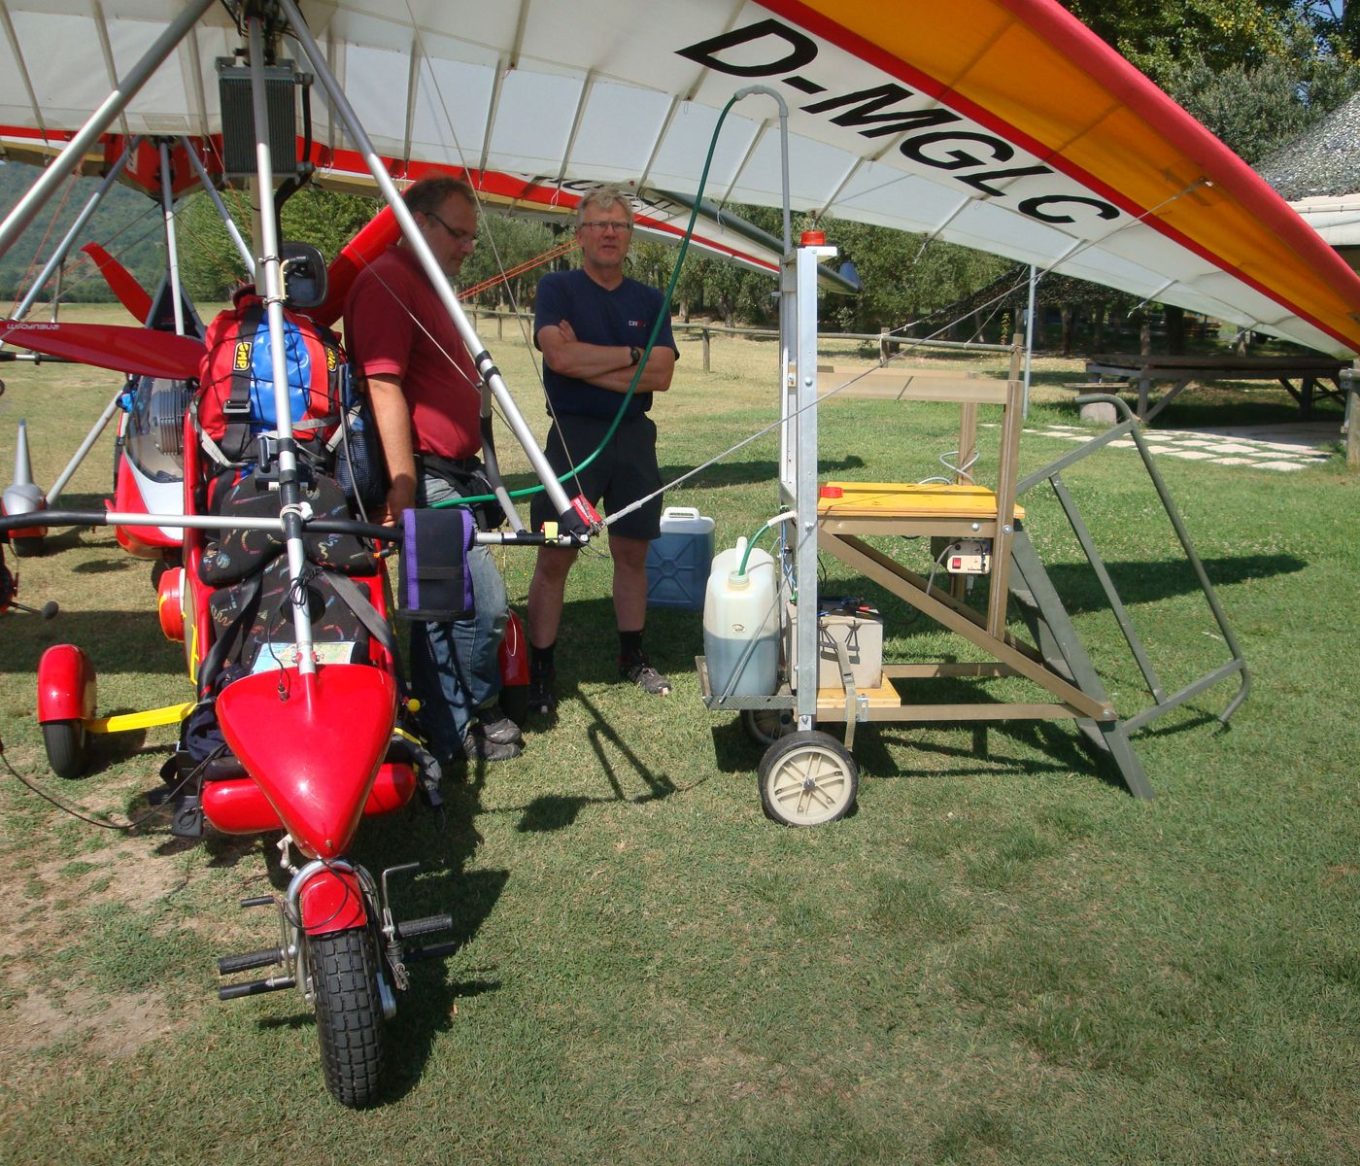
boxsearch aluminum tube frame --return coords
[45,388,124,505]
[158,141,187,337]
[248,15,316,670]
[181,136,256,277]
[7,140,139,326]
[0,0,217,261]
[277,0,578,525]
[792,241,836,730]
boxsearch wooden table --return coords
[1083,353,1348,421]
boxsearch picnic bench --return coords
[1082,353,1348,422]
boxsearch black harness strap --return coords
[221,301,267,463]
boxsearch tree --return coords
[1059,0,1359,162]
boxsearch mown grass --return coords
[1,319,1357,1164]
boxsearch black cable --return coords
[0,743,204,832]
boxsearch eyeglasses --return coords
[580,220,634,233]
[425,209,477,245]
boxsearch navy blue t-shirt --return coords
[534,268,677,420]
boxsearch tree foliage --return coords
[1060,0,1359,162]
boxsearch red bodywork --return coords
[215,664,398,853]
[111,451,182,557]
[37,644,97,723]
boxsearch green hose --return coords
[435,92,749,513]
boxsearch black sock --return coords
[531,642,556,676]
[618,629,644,663]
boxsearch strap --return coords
[195,571,264,699]
[317,570,396,655]
[221,301,267,463]
[190,394,233,469]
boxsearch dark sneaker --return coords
[620,657,671,696]
[462,724,523,762]
[528,670,558,717]
[477,702,523,746]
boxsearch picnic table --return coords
[1082,353,1349,422]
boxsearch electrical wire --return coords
[1,741,206,832]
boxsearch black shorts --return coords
[529,413,663,541]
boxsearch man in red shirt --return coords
[344,177,522,764]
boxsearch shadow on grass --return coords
[1039,553,1306,615]
[0,610,185,674]
[1043,390,1345,432]
[707,687,1225,797]
[231,777,511,1105]
[511,686,680,833]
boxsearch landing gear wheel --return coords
[43,719,88,779]
[758,730,858,827]
[741,707,795,746]
[309,927,386,1108]
[11,535,43,558]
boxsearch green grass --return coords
[1,321,1358,1164]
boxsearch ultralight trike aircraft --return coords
[1,0,1359,1108]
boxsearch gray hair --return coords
[576,185,635,228]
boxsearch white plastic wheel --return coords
[758,730,858,827]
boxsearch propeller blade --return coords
[0,320,204,380]
[313,205,400,328]
[80,242,153,323]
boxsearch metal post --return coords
[793,238,836,730]
[182,136,255,277]
[158,141,186,337]
[1023,264,1036,417]
[45,390,125,505]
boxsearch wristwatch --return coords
[629,345,642,366]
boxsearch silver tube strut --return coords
[277,0,580,527]
[0,0,217,260]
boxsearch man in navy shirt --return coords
[527,187,678,715]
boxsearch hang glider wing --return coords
[0,0,1356,354]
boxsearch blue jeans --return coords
[409,471,508,760]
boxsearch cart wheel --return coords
[43,719,88,779]
[741,707,795,746]
[758,730,858,827]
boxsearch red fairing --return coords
[112,454,181,555]
[214,665,397,859]
[499,608,530,686]
[156,567,185,642]
[201,764,418,836]
[37,644,96,723]
[298,867,367,935]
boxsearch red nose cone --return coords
[216,664,397,858]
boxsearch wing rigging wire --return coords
[288,10,1233,537]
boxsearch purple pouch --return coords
[398,507,475,620]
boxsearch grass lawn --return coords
[1,317,1357,1164]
